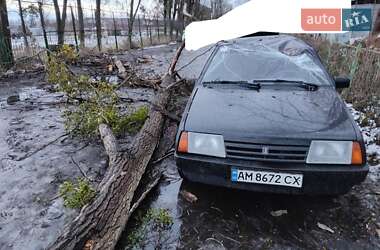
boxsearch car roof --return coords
[201,34,333,86]
[218,35,317,58]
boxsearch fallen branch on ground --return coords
[16,133,69,161]
[49,42,185,250]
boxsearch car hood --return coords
[184,85,357,141]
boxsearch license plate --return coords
[231,169,303,188]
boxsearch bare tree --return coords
[23,4,39,28]
[52,0,68,45]
[95,0,102,51]
[177,0,185,40]
[170,0,179,39]
[211,0,231,19]
[76,0,85,47]
[0,0,13,66]
[128,0,143,48]
[17,0,29,50]
[163,0,173,36]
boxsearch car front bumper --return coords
[176,154,369,195]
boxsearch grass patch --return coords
[59,178,95,209]
[127,208,173,249]
[46,46,149,138]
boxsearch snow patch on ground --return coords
[346,103,380,181]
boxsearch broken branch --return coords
[49,43,186,250]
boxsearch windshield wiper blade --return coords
[203,80,261,90]
[203,80,249,84]
[251,79,319,90]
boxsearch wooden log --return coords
[49,42,185,250]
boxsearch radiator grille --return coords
[225,140,309,163]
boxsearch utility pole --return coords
[0,0,14,67]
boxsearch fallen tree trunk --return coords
[50,42,185,250]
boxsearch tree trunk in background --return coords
[53,0,68,46]
[95,0,102,51]
[61,0,68,43]
[70,6,79,51]
[17,0,29,50]
[193,0,200,20]
[52,0,62,43]
[138,16,143,48]
[38,2,49,56]
[163,0,168,35]
[128,0,142,49]
[171,0,179,40]
[166,0,173,38]
[128,0,135,48]
[178,0,185,41]
[76,0,85,48]
[0,0,13,66]
[144,15,149,45]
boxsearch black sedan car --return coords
[174,35,368,195]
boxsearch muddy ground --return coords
[0,43,379,250]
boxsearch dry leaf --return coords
[317,222,335,233]
[180,190,198,203]
[270,210,288,217]
[107,64,113,72]
[83,239,94,250]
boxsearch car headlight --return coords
[306,141,363,165]
[177,131,226,158]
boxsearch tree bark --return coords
[49,42,185,250]
[76,0,85,48]
[0,0,13,66]
[95,0,101,51]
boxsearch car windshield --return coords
[202,43,332,86]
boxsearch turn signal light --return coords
[178,131,188,153]
[351,142,363,165]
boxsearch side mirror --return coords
[334,77,350,89]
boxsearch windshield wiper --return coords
[203,80,261,90]
[251,79,319,91]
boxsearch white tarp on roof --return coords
[185,0,351,50]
